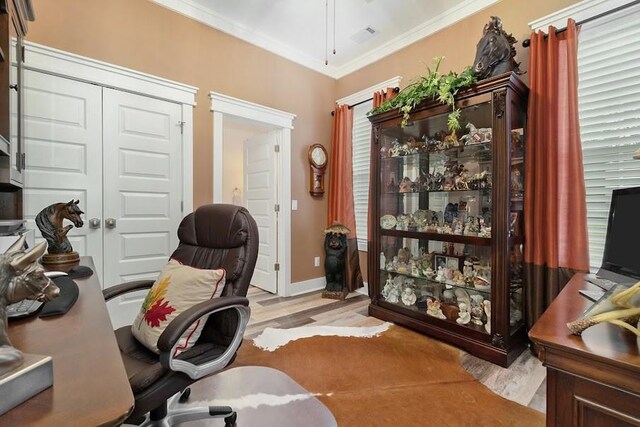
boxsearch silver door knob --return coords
[105,218,117,229]
[89,218,101,229]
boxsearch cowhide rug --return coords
[230,324,544,426]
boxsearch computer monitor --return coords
[598,186,640,282]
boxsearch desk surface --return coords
[1,257,134,426]
[529,273,639,392]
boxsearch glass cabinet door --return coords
[376,100,506,334]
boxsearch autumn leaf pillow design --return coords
[132,259,225,355]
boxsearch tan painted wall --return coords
[28,0,335,284]
[27,0,579,286]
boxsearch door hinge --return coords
[180,201,184,212]
[177,121,185,134]
[274,263,280,271]
[21,45,25,62]
[20,153,26,170]
[274,144,280,153]
[274,204,280,212]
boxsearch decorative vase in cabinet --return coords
[368,72,528,367]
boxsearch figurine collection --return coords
[381,207,492,238]
[379,243,523,330]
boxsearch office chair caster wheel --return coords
[224,411,237,425]
[179,388,191,403]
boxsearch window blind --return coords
[578,4,640,270]
[352,101,373,251]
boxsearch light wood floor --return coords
[244,286,546,413]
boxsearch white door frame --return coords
[19,40,197,215]
[209,92,295,297]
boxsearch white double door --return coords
[23,70,183,290]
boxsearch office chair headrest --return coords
[177,204,250,249]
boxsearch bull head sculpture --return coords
[0,236,60,368]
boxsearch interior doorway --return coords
[209,92,295,297]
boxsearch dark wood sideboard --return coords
[529,273,640,427]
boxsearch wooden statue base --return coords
[322,289,348,300]
[41,252,80,269]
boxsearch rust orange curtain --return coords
[524,19,589,329]
[373,87,397,108]
[328,104,363,292]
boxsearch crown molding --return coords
[151,0,336,78]
[528,0,637,31]
[151,0,498,80]
[333,0,500,78]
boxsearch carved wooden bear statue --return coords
[324,225,349,293]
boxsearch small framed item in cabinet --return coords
[368,72,528,367]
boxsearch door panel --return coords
[244,131,278,293]
[22,71,103,279]
[102,88,182,290]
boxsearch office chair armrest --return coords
[103,279,156,301]
[158,298,250,380]
[157,296,249,351]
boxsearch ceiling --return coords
[151,0,499,79]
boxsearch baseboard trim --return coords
[288,277,326,297]
[356,282,369,296]
[288,278,369,297]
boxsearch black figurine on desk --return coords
[35,200,84,267]
[0,236,59,369]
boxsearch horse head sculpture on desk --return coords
[35,200,84,267]
[472,16,523,80]
[0,237,60,368]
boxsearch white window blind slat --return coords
[578,4,640,271]
[352,102,373,249]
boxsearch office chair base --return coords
[133,392,237,426]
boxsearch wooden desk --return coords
[0,257,134,426]
[529,273,640,426]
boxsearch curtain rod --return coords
[331,87,400,116]
[522,0,640,47]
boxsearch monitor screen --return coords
[601,187,640,279]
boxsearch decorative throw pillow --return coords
[131,259,225,356]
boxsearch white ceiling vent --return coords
[350,26,379,44]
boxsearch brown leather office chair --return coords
[104,204,258,426]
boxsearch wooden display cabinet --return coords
[368,72,528,367]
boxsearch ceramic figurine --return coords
[380,252,386,269]
[424,266,435,279]
[463,260,474,280]
[483,300,491,333]
[452,270,466,286]
[456,302,471,325]
[397,247,410,264]
[426,298,446,319]
[410,260,420,277]
[401,287,417,306]
[381,274,394,300]
[386,285,400,304]
[470,294,485,325]
[435,266,445,283]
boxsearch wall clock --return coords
[308,143,328,197]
